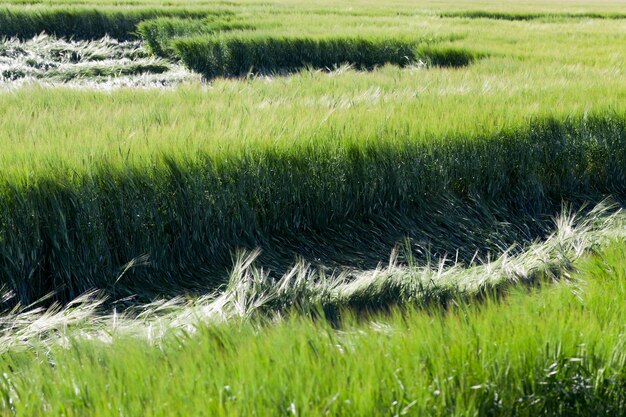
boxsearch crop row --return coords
[137,16,256,58]
[0,7,231,40]
[136,17,479,78]
[1,10,480,79]
[440,10,626,21]
[0,114,623,305]
[173,34,479,78]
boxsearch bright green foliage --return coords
[0,115,624,305]
[0,0,625,413]
[173,34,476,78]
[415,45,482,67]
[0,0,623,312]
[0,7,231,40]
[1,241,625,416]
[138,17,255,58]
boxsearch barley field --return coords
[0,0,625,415]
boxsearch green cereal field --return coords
[0,0,625,415]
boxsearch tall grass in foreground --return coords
[0,201,623,353]
[0,114,624,306]
[0,239,625,416]
[173,33,479,78]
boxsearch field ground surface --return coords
[0,0,625,415]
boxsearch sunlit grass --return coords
[0,0,624,304]
[0,12,622,172]
[0,0,624,414]
[1,238,625,416]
